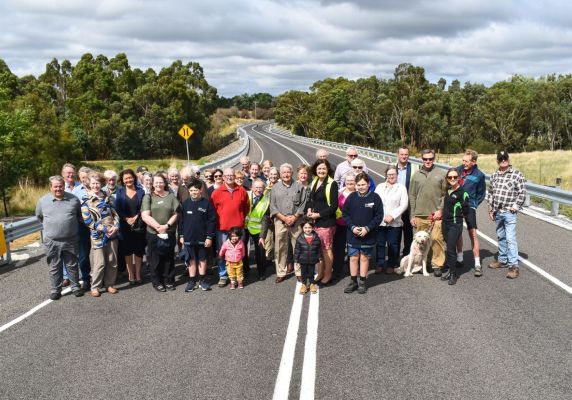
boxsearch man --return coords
[270,163,308,283]
[71,166,92,289]
[36,176,85,300]
[409,149,447,276]
[316,149,329,162]
[486,151,526,279]
[395,146,416,256]
[239,156,251,177]
[210,168,250,287]
[456,149,486,276]
[334,147,368,189]
[244,162,262,190]
[136,166,148,186]
[245,179,270,280]
[62,163,78,193]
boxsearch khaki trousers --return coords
[91,240,118,290]
[274,219,302,277]
[414,218,445,269]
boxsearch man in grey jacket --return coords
[36,176,85,300]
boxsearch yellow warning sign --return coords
[178,124,194,140]
[0,224,6,256]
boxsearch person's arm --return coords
[294,238,301,264]
[81,203,96,231]
[140,194,164,233]
[476,172,486,206]
[462,191,470,218]
[341,193,355,229]
[365,194,384,233]
[219,241,228,258]
[318,181,339,219]
[35,199,43,222]
[391,185,409,220]
[206,201,217,245]
[408,177,418,217]
[513,172,526,210]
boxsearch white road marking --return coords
[0,287,72,333]
[273,282,304,400]
[249,131,265,164]
[300,289,319,400]
[253,127,310,165]
[476,230,572,295]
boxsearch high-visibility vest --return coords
[311,176,342,219]
[245,192,270,234]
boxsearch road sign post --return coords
[178,124,194,165]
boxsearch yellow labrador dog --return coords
[396,230,432,277]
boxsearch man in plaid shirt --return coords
[486,150,526,279]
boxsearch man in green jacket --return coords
[409,149,448,276]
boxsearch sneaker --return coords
[474,265,482,277]
[199,280,212,291]
[357,278,367,294]
[218,277,228,288]
[441,271,451,281]
[165,284,176,291]
[309,283,318,294]
[238,281,244,289]
[506,266,519,279]
[448,273,458,285]
[73,289,84,297]
[344,280,358,294]
[154,284,167,292]
[230,281,237,290]
[456,261,464,269]
[50,292,62,301]
[299,284,308,294]
[488,260,507,269]
[185,280,196,292]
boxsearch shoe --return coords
[275,276,285,283]
[50,292,61,301]
[218,277,228,288]
[199,280,212,291]
[230,281,237,290]
[129,280,137,286]
[299,284,308,294]
[258,275,266,281]
[357,278,367,294]
[456,261,464,269]
[91,289,100,297]
[506,266,519,279]
[375,267,383,274]
[296,276,303,283]
[448,273,458,285]
[433,268,443,277]
[310,283,318,294]
[107,287,118,294]
[154,284,166,292]
[81,281,91,291]
[385,267,394,275]
[344,280,358,294]
[474,265,482,277]
[62,279,71,287]
[238,281,244,289]
[165,284,176,291]
[441,271,451,281]
[185,281,196,292]
[73,289,84,297]
[135,279,143,285]
[489,260,507,269]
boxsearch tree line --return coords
[274,63,572,154]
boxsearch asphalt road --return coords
[1,122,571,400]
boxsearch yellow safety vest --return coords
[245,192,270,235]
[311,176,342,219]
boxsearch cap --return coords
[497,151,509,161]
[136,166,148,173]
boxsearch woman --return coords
[332,172,356,281]
[342,172,384,294]
[142,172,153,194]
[306,159,338,285]
[207,169,224,197]
[441,168,469,285]
[234,170,246,187]
[374,166,408,274]
[264,166,279,196]
[203,168,215,188]
[168,167,180,194]
[81,172,121,297]
[262,160,273,180]
[141,174,180,292]
[115,169,146,285]
[261,166,279,262]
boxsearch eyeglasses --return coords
[498,158,509,162]
[213,174,222,178]
[422,157,434,161]
[447,176,459,180]
[224,175,235,178]
[352,166,363,169]
[235,177,244,181]
[347,154,358,158]
[386,173,397,177]
[205,175,212,179]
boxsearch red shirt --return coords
[210,184,250,231]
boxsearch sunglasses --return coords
[213,174,222,178]
[353,166,363,169]
[498,157,509,162]
[347,154,358,158]
[447,175,459,180]
[205,175,212,179]
[422,157,434,161]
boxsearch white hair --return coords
[103,170,117,180]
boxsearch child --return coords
[294,218,322,294]
[179,180,217,292]
[219,227,246,289]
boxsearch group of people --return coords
[35,145,526,300]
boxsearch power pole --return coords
[254,101,257,120]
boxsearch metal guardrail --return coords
[266,123,572,216]
[0,127,251,266]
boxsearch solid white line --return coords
[476,230,572,295]
[0,287,72,334]
[248,131,265,165]
[300,289,319,400]
[273,282,304,400]
[254,127,310,165]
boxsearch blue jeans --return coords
[376,226,402,268]
[216,231,229,278]
[78,225,92,282]
[495,211,519,266]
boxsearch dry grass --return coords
[436,150,572,190]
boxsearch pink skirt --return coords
[314,226,336,250]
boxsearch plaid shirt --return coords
[486,166,526,212]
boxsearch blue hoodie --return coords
[456,164,486,209]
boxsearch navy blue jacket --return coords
[342,191,384,246]
[114,185,145,219]
[456,165,486,209]
[178,197,216,244]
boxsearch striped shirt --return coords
[486,166,526,212]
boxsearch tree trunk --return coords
[1,187,9,217]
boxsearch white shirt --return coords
[374,182,408,227]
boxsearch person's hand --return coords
[156,224,168,234]
[205,238,212,248]
[126,216,136,225]
[294,263,301,269]
[384,215,394,224]
[359,227,368,237]
[106,226,117,237]
[411,218,417,227]
[179,237,184,245]
[432,210,442,220]
[352,227,362,236]
[259,238,265,247]
[488,210,495,221]
[509,207,518,214]
[310,212,320,219]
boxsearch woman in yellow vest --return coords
[246,179,271,280]
[306,159,339,285]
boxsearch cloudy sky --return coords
[2,0,572,96]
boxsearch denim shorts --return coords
[347,244,373,258]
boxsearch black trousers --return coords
[146,233,176,286]
[300,263,316,284]
[332,226,347,279]
[249,232,267,278]
[400,208,413,256]
[243,230,251,275]
[443,222,463,275]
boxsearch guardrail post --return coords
[551,178,562,216]
[524,194,531,207]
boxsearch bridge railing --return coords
[0,127,250,266]
[266,123,572,216]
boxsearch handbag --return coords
[131,214,146,233]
